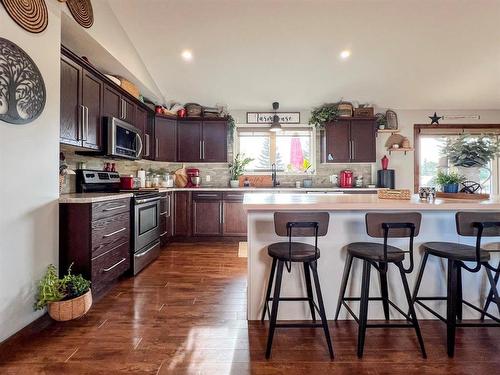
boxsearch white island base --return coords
[244,194,500,321]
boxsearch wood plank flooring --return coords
[0,242,499,374]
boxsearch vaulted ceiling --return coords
[108,0,500,110]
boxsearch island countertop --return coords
[243,193,500,211]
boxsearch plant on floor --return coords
[229,153,253,187]
[34,264,90,310]
[442,135,499,168]
[309,103,340,128]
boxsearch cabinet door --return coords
[174,192,191,237]
[350,120,376,162]
[223,201,247,236]
[60,57,82,146]
[155,117,177,162]
[81,70,103,150]
[135,106,148,158]
[123,97,136,124]
[103,85,121,119]
[177,120,202,162]
[202,121,227,162]
[192,200,222,236]
[324,120,350,163]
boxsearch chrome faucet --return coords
[271,163,280,187]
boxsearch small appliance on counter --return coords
[186,168,201,187]
[339,170,354,188]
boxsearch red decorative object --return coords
[340,170,354,188]
[120,176,134,190]
[177,108,186,118]
[381,155,389,170]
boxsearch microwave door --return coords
[108,118,141,159]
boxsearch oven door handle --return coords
[136,197,161,204]
[136,243,159,258]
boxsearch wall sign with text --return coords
[246,112,301,124]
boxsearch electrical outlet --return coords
[206,175,211,182]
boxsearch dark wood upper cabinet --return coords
[154,117,177,162]
[322,118,376,163]
[81,70,103,150]
[123,97,135,124]
[202,121,227,162]
[60,56,82,147]
[102,85,121,119]
[177,120,202,162]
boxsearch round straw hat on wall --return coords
[66,0,94,29]
[0,0,48,33]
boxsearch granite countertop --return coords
[242,193,500,211]
[59,192,133,204]
[158,186,380,192]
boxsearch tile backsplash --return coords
[60,133,374,193]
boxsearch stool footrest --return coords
[275,323,324,328]
[343,297,411,321]
[415,298,500,324]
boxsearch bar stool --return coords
[412,212,500,357]
[334,212,426,358]
[261,212,334,360]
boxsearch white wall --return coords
[0,1,61,341]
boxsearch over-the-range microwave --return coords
[105,117,143,160]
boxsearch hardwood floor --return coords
[1,242,499,374]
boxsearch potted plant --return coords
[435,170,465,193]
[34,264,92,321]
[229,153,253,188]
[309,103,340,128]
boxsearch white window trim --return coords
[234,124,317,176]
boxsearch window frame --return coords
[234,124,316,175]
[413,124,500,193]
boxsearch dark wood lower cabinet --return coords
[192,199,222,236]
[223,201,247,236]
[173,191,191,237]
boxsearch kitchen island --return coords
[243,193,500,321]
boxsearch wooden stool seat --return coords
[347,242,405,262]
[268,242,320,262]
[421,241,490,262]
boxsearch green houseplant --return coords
[35,264,92,321]
[309,103,340,128]
[229,153,253,188]
[435,170,465,193]
[442,135,499,168]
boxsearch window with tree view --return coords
[237,128,314,174]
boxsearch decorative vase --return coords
[48,289,92,321]
[381,155,389,170]
[442,183,459,193]
[230,180,239,188]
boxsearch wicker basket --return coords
[48,289,92,321]
[120,78,140,98]
[378,189,411,200]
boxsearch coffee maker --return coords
[186,168,201,187]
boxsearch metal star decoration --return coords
[429,112,442,125]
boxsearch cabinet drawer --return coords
[91,242,130,291]
[222,192,245,201]
[91,212,130,257]
[192,192,222,200]
[92,198,130,221]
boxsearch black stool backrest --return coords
[366,212,422,238]
[274,212,329,237]
[456,212,500,237]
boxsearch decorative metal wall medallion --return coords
[66,0,94,29]
[0,0,48,33]
[0,37,46,124]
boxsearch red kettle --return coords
[339,170,354,188]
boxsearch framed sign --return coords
[246,112,300,124]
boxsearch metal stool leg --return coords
[334,253,353,320]
[261,257,277,322]
[357,260,371,358]
[379,262,390,321]
[303,261,316,322]
[310,260,334,360]
[265,260,284,359]
[456,265,463,321]
[481,261,500,320]
[484,264,500,317]
[411,252,429,303]
[446,260,458,358]
[398,262,427,358]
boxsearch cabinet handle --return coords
[196,194,219,198]
[136,133,143,158]
[103,257,126,272]
[145,134,150,157]
[103,205,127,212]
[103,227,126,238]
[226,194,243,198]
[166,194,171,217]
[199,141,202,159]
[121,99,125,119]
[352,141,355,160]
[161,231,168,237]
[83,106,89,141]
[78,105,84,141]
[219,204,223,224]
[156,138,159,158]
[202,140,205,159]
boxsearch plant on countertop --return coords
[229,153,254,181]
[435,170,465,187]
[34,264,91,311]
[442,135,499,168]
[309,103,340,128]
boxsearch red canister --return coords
[339,170,354,188]
[120,176,134,190]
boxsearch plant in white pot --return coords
[229,153,253,188]
[442,135,499,189]
[34,264,92,321]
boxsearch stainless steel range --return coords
[76,169,162,275]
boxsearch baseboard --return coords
[0,313,52,348]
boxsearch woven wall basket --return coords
[66,0,94,29]
[0,0,48,33]
[48,289,92,321]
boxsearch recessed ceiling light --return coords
[181,49,193,62]
[340,50,351,59]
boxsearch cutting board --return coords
[238,175,273,188]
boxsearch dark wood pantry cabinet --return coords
[322,118,377,163]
